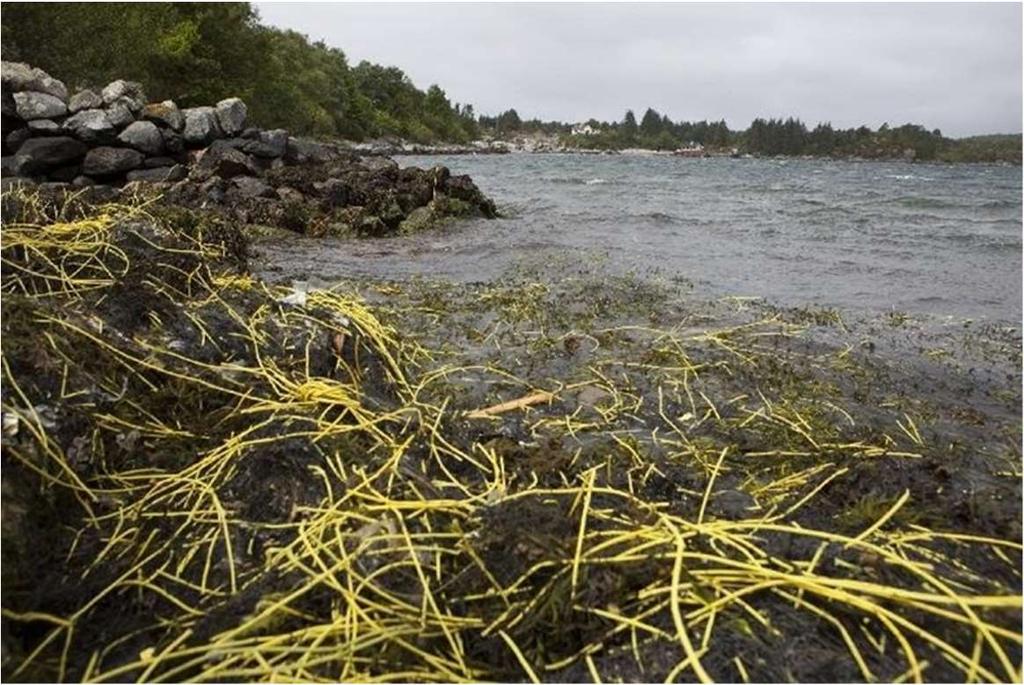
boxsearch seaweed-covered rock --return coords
[126,165,187,183]
[13,91,67,120]
[82,146,144,177]
[191,140,258,180]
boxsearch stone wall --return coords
[1,62,498,236]
[1,61,301,186]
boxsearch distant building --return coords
[571,123,598,136]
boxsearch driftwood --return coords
[466,391,555,419]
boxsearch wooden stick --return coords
[466,391,555,419]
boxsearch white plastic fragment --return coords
[279,281,309,307]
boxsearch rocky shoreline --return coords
[1,62,497,236]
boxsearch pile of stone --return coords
[1,62,497,235]
[0,61,288,185]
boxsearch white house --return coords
[571,123,598,136]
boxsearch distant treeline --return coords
[482,107,1022,163]
[1,2,480,143]
[2,3,1019,163]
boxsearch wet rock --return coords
[68,89,102,113]
[192,140,258,180]
[105,102,135,129]
[1,62,68,101]
[82,146,144,177]
[707,489,756,519]
[362,156,400,175]
[126,165,187,183]
[284,137,339,165]
[229,176,276,199]
[224,128,288,158]
[13,91,67,120]
[200,177,227,203]
[142,100,184,131]
[27,119,61,135]
[314,178,351,207]
[11,136,88,175]
[101,79,146,112]
[118,121,164,155]
[398,205,434,233]
[445,174,498,218]
[61,109,117,143]
[215,98,247,136]
[182,107,223,147]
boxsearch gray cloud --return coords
[254,2,1022,137]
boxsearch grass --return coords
[1,187,1021,682]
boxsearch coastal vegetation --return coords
[3,3,1019,163]
[2,183,1021,682]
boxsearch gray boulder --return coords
[82,146,144,177]
[69,89,103,113]
[143,156,177,169]
[1,62,68,101]
[27,119,60,135]
[118,121,164,155]
[105,102,135,129]
[11,136,88,175]
[229,175,276,199]
[101,80,146,112]
[161,128,185,154]
[142,100,184,131]
[215,98,247,136]
[62,109,117,143]
[182,107,222,146]
[13,91,67,120]
[191,140,258,180]
[5,127,31,154]
[228,128,288,158]
[126,164,187,183]
[72,175,96,187]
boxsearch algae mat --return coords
[1,188,1021,682]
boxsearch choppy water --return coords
[261,155,1022,323]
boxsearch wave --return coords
[885,174,934,182]
[641,211,679,224]
[542,175,613,186]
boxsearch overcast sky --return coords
[254,2,1022,137]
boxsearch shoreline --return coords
[3,192,1019,680]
